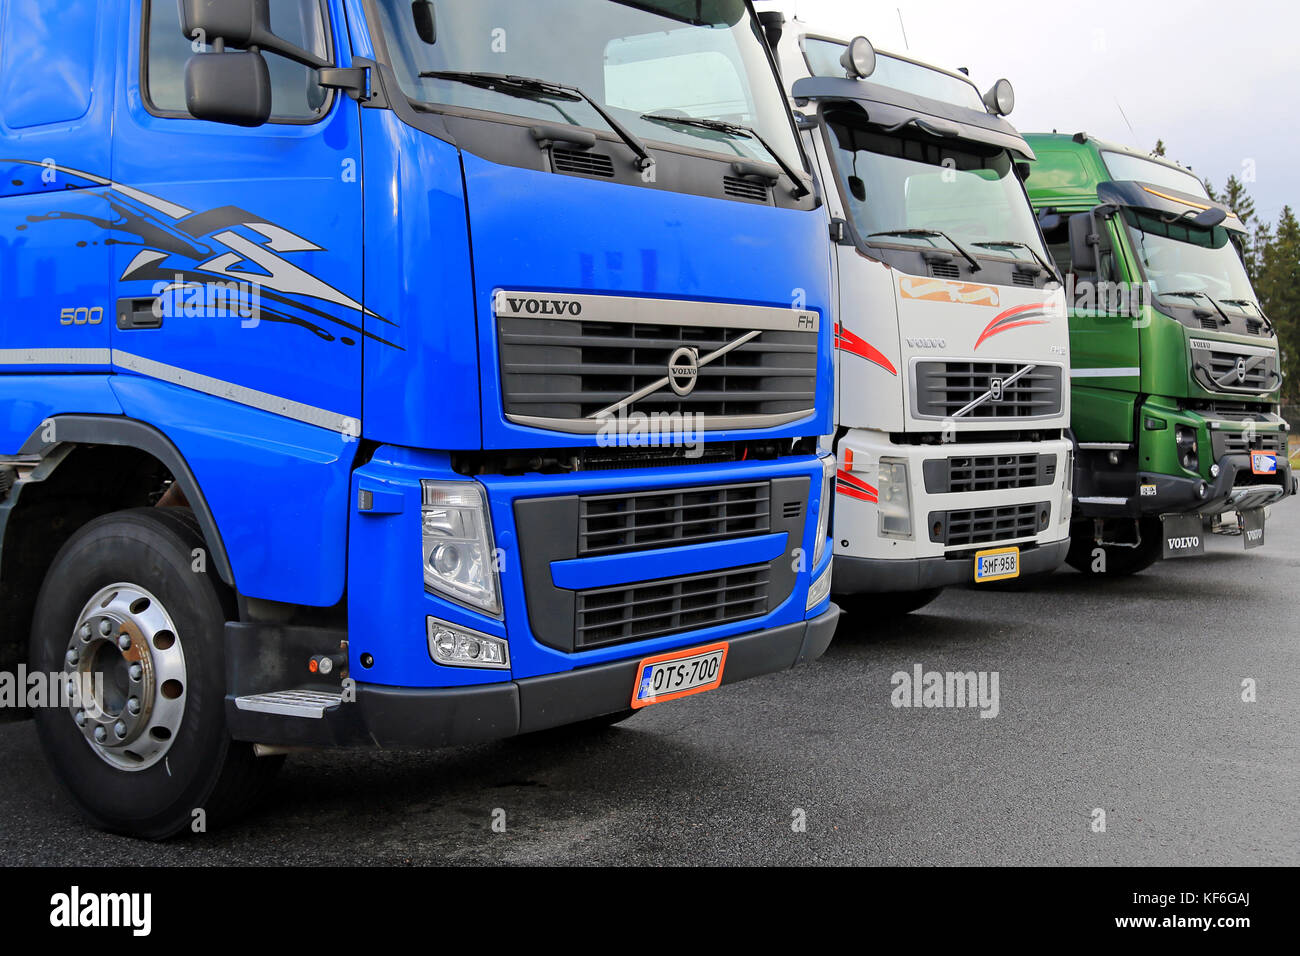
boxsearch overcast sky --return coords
[760,0,1298,228]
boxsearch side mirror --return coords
[412,1,437,45]
[1015,161,1031,181]
[1067,212,1098,273]
[179,0,327,67]
[185,51,271,127]
[1037,210,1063,232]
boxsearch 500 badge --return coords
[59,307,104,326]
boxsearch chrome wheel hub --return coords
[65,583,186,771]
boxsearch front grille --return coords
[579,482,771,556]
[925,453,1051,494]
[552,148,615,178]
[499,316,818,428]
[929,502,1049,547]
[913,362,1063,420]
[1190,342,1278,395]
[1218,430,1284,457]
[723,176,770,203]
[575,565,769,650]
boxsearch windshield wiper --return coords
[639,113,810,198]
[1220,298,1274,333]
[420,71,655,170]
[1159,289,1232,326]
[971,240,1059,279]
[867,229,981,273]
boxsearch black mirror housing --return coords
[185,51,272,127]
[1068,212,1098,273]
[179,0,269,49]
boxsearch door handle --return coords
[116,297,163,330]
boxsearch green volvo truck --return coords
[1025,133,1295,574]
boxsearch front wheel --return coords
[30,508,281,839]
[1064,518,1163,577]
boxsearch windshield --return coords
[826,116,1048,265]
[1102,151,1208,199]
[1123,209,1259,309]
[369,0,800,167]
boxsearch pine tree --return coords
[1153,139,1166,157]
[1258,207,1300,401]
[1221,175,1256,228]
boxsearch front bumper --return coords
[833,537,1070,591]
[226,605,840,748]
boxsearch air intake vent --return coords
[929,261,960,280]
[928,502,1049,547]
[782,500,802,520]
[1200,316,1219,331]
[578,482,771,557]
[552,148,615,178]
[1012,272,1036,287]
[723,175,771,203]
[1246,320,1264,335]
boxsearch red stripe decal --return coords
[836,469,877,496]
[973,302,1054,351]
[836,482,877,502]
[834,323,898,375]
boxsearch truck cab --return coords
[1025,133,1294,574]
[762,18,1073,613]
[0,0,839,837]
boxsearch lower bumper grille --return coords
[928,501,1050,547]
[1215,430,1285,458]
[923,453,1056,494]
[575,565,769,650]
[579,482,772,556]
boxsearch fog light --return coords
[427,617,510,669]
[1210,463,1220,478]
[877,458,913,539]
[807,556,833,611]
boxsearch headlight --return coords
[1176,425,1199,473]
[428,617,510,669]
[1061,449,1074,522]
[421,481,501,615]
[876,458,912,538]
[813,454,835,566]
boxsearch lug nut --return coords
[93,726,107,743]
[79,625,92,642]
[127,697,141,716]
[98,620,113,637]
[114,721,128,739]
[65,650,78,667]
[117,634,132,651]
[74,711,87,728]
[129,664,143,682]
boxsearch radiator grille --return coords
[913,362,1063,420]
[579,482,771,556]
[552,148,615,178]
[499,319,817,427]
[944,454,1043,493]
[930,502,1047,547]
[1190,342,1278,395]
[1218,430,1284,457]
[575,565,769,649]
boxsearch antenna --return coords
[896,8,910,50]
[1114,98,1135,136]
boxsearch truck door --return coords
[0,0,116,405]
[108,0,364,438]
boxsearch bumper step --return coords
[235,689,343,719]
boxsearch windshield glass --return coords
[1102,151,1208,198]
[826,116,1048,265]
[369,0,800,167]
[1123,209,1258,308]
[803,38,985,110]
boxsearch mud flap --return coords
[1161,514,1205,559]
[1240,508,1266,550]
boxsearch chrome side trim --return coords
[0,348,113,365]
[493,290,820,332]
[1071,367,1140,378]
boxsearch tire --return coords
[1064,518,1163,577]
[837,587,944,619]
[29,507,282,839]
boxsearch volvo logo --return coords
[989,377,1005,401]
[1235,356,1248,384]
[668,347,700,396]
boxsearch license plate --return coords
[631,642,728,709]
[1250,451,1278,475]
[1241,508,1266,549]
[974,546,1019,583]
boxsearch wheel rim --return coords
[64,583,187,772]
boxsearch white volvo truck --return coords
[759,14,1073,614]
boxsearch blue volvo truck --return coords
[0,0,838,837]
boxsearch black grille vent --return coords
[1218,431,1284,457]
[945,454,1043,493]
[499,319,817,425]
[782,500,802,520]
[1200,316,1219,331]
[723,176,770,203]
[552,148,615,178]
[929,261,960,280]
[914,362,1063,420]
[929,502,1048,547]
[1011,272,1036,287]
[1246,320,1264,335]
[575,565,769,649]
[579,482,771,557]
